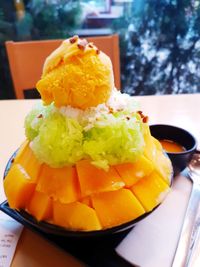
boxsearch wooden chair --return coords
[5,34,121,99]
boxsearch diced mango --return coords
[27,191,52,221]
[152,137,173,185]
[76,160,124,197]
[143,124,156,161]
[80,196,92,208]
[4,164,36,209]
[53,201,102,231]
[36,164,80,204]
[92,189,145,229]
[14,139,29,163]
[15,141,42,182]
[131,171,170,212]
[153,140,173,185]
[114,155,154,187]
[152,136,163,150]
[143,126,172,185]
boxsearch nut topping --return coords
[88,43,94,48]
[77,39,88,51]
[137,111,148,123]
[69,35,78,44]
[37,114,43,119]
[142,116,149,123]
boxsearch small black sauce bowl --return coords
[150,124,197,176]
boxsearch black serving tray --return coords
[0,201,134,267]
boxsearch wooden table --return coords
[0,94,199,266]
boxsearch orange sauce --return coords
[159,139,185,153]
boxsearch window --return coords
[0,0,199,99]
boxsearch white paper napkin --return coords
[116,174,192,267]
[0,212,23,267]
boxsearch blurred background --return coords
[0,0,200,99]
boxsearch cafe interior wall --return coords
[0,0,200,100]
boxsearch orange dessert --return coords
[4,36,173,231]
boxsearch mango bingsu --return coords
[4,36,172,231]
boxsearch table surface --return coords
[0,93,199,266]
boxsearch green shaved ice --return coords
[31,111,84,167]
[24,102,145,169]
[24,104,42,140]
[83,116,144,170]
[24,102,53,140]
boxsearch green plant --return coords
[29,0,83,39]
[112,0,200,95]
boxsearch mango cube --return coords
[76,160,124,197]
[53,201,102,231]
[36,164,80,204]
[15,141,42,182]
[27,191,52,221]
[92,188,145,228]
[115,155,154,187]
[143,126,172,185]
[131,171,170,212]
[4,164,36,209]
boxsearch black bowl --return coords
[150,124,197,175]
[1,151,166,239]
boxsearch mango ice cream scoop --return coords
[36,36,114,109]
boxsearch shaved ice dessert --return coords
[4,36,172,231]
